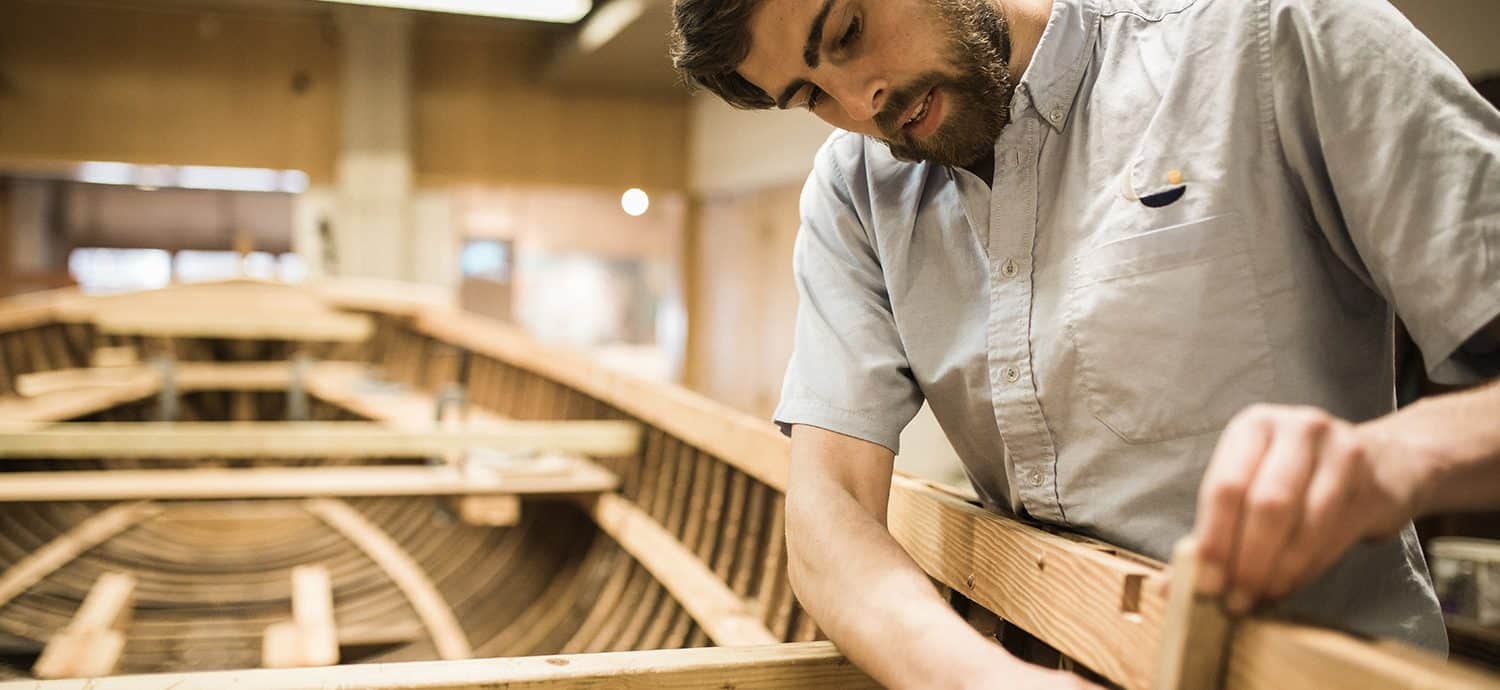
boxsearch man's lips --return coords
[902,88,944,139]
[899,88,935,130]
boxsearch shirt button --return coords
[1001,258,1019,278]
[1008,150,1022,170]
[1003,366,1020,383]
[1028,469,1044,487]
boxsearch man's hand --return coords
[1191,404,1435,614]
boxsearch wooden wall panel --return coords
[413,22,689,191]
[0,1,341,182]
[0,3,690,192]
[685,183,801,418]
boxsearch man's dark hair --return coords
[670,0,776,109]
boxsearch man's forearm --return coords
[1373,378,1500,515]
[785,473,1019,689]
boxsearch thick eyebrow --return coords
[774,0,836,110]
[803,0,835,68]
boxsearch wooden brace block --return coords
[33,572,136,679]
[31,630,125,680]
[89,346,139,368]
[293,566,338,667]
[1154,538,1232,690]
[263,566,339,668]
[456,495,521,527]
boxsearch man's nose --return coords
[829,72,888,122]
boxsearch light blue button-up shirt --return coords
[775,0,1500,651]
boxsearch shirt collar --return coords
[1011,0,1100,132]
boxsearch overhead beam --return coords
[0,502,163,609]
[33,572,136,679]
[579,492,778,647]
[0,421,642,459]
[0,641,876,690]
[0,462,618,502]
[304,498,472,660]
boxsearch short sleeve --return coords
[1269,0,1500,384]
[772,136,924,453]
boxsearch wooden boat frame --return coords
[0,280,1492,689]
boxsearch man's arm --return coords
[786,424,1097,690]
[1193,317,1500,613]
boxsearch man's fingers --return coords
[1263,432,1360,600]
[1194,408,1272,595]
[1224,408,1326,613]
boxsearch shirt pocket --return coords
[1064,213,1273,444]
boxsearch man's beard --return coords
[874,0,1014,167]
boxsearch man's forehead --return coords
[737,0,826,97]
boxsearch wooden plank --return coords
[83,308,374,343]
[33,572,137,679]
[263,566,339,668]
[0,503,162,609]
[16,367,161,398]
[1155,538,1232,690]
[0,420,642,459]
[303,498,473,660]
[2,362,304,423]
[1226,621,1500,690]
[579,492,778,647]
[888,473,1173,690]
[0,462,619,502]
[0,378,161,423]
[0,641,876,690]
[886,475,1500,690]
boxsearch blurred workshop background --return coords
[0,0,1496,485]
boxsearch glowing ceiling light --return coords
[314,0,591,23]
[621,188,650,217]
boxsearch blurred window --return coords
[460,239,512,282]
[67,248,172,294]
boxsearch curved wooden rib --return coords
[0,642,876,690]
[0,502,162,609]
[580,493,776,647]
[303,498,473,661]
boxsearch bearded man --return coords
[670,0,1500,687]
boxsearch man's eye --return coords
[837,15,862,49]
[806,87,825,110]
